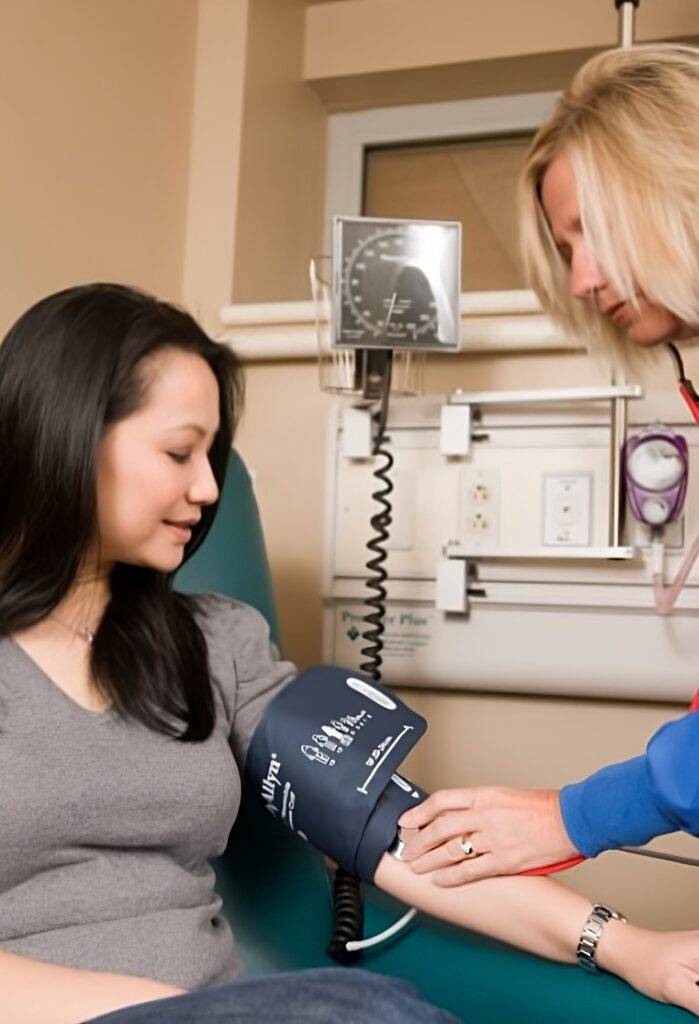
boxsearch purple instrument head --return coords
[623,426,688,527]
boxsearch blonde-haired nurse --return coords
[400,44,699,885]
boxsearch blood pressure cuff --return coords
[245,666,428,882]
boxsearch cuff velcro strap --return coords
[245,666,427,881]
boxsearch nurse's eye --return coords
[557,244,572,266]
[167,452,190,465]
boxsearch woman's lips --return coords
[163,521,192,542]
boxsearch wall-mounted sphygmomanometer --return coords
[313,214,462,690]
[312,216,461,403]
[306,216,461,961]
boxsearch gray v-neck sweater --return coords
[0,594,295,990]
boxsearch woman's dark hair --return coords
[0,282,243,741]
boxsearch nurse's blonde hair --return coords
[519,44,699,349]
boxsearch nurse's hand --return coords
[398,786,579,883]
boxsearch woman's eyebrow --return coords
[168,422,220,438]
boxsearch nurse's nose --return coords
[569,241,607,300]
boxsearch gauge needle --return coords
[384,290,398,327]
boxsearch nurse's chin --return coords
[623,312,685,347]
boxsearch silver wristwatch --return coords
[576,903,627,973]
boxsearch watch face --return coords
[332,216,461,351]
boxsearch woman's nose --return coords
[569,242,606,300]
[188,459,219,507]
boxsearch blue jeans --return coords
[82,968,464,1023]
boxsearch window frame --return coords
[324,90,564,323]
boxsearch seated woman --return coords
[0,284,696,1024]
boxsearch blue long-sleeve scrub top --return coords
[560,708,699,858]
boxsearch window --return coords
[363,134,531,292]
[325,92,558,296]
[321,92,572,352]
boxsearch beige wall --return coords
[231,0,326,304]
[305,0,699,78]
[305,0,699,109]
[182,0,249,335]
[0,0,198,334]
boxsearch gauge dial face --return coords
[332,217,460,351]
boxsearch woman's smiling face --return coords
[95,347,221,573]
[540,151,686,347]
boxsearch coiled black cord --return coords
[359,438,394,679]
[328,352,394,964]
[361,350,394,681]
[326,864,365,964]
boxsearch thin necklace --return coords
[49,613,98,646]
[49,571,108,644]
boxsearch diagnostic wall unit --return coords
[322,391,699,702]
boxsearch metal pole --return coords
[609,1,637,539]
[615,0,639,49]
[609,396,628,548]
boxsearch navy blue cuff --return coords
[560,755,676,858]
[245,666,427,880]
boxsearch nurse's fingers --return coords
[432,853,498,887]
[398,788,476,829]
[407,832,483,875]
[400,809,479,865]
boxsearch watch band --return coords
[576,903,627,973]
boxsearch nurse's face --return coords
[95,348,221,573]
[540,152,685,347]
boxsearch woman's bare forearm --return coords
[373,855,699,1015]
[0,949,187,1024]
[374,852,591,963]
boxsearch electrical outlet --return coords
[461,469,500,549]
[470,511,490,532]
